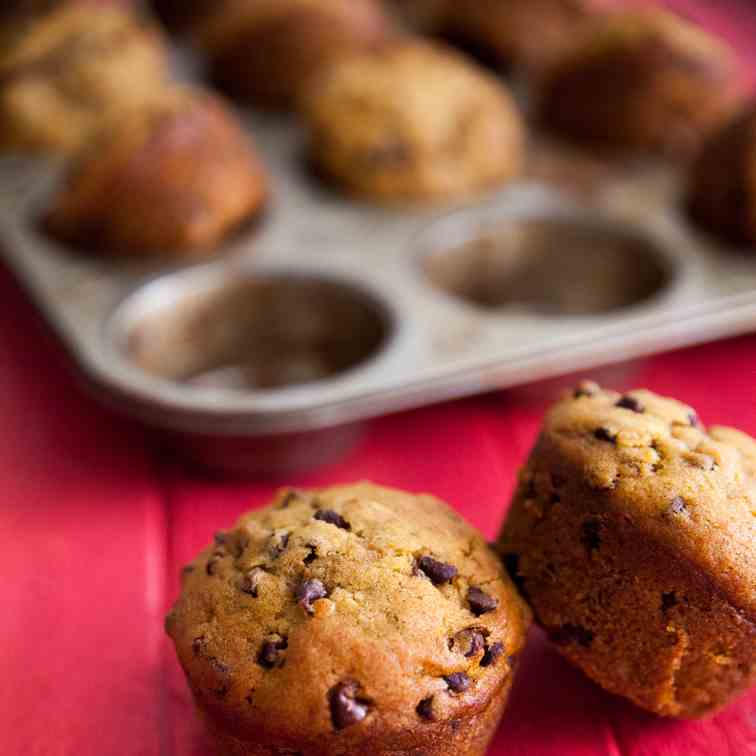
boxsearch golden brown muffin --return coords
[301,40,524,205]
[539,8,743,155]
[498,383,756,718]
[687,104,756,248]
[0,2,168,155]
[192,0,393,109]
[166,483,531,756]
[443,0,611,73]
[45,87,268,258]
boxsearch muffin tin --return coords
[3,109,756,474]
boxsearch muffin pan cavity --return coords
[419,215,677,316]
[110,269,395,393]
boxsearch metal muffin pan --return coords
[3,109,756,474]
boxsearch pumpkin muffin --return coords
[443,0,611,73]
[0,2,168,155]
[192,0,393,109]
[539,8,743,155]
[45,86,268,258]
[166,483,531,755]
[498,383,756,718]
[687,104,756,248]
[300,40,524,204]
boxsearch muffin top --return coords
[300,40,524,202]
[538,383,756,618]
[166,483,530,745]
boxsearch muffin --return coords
[498,383,756,718]
[442,0,611,73]
[45,87,268,258]
[192,0,393,109]
[166,483,531,755]
[386,0,450,32]
[539,8,742,155]
[687,105,756,248]
[150,0,221,33]
[0,2,168,155]
[300,40,525,204]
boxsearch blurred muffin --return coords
[45,87,268,258]
[0,2,168,155]
[539,8,742,155]
[443,0,612,73]
[688,105,756,248]
[301,40,524,204]
[386,0,450,32]
[192,0,393,109]
[149,0,221,34]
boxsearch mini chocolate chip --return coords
[452,628,487,658]
[279,489,304,509]
[480,642,505,668]
[524,478,537,499]
[594,427,616,443]
[551,624,594,648]
[214,531,227,545]
[297,578,328,614]
[417,556,458,585]
[669,496,688,516]
[269,532,290,559]
[303,544,318,565]
[206,552,224,576]
[181,564,195,576]
[661,592,678,612]
[581,519,602,553]
[192,637,207,657]
[238,568,265,597]
[328,680,372,730]
[257,636,288,669]
[688,412,701,428]
[416,696,435,721]
[503,553,529,601]
[444,672,471,693]
[314,509,351,530]
[210,658,230,698]
[616,395,644,413]
[467,587,499,616]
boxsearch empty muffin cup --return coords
[418,201,678,316]
[110,268,394,393]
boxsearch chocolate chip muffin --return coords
[0,2,168,155]
[300,40,524,204]
[45,86,268,258]
[498,383,756,718]
[443,0,610,73]
[166,483,531,755]
[539,8,742,155]
[191,0,393,109]
[687,104,756,248]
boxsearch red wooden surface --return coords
[3,2,756,754]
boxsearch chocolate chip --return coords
[192,637,207,657]
[417,556,458,585]
[214,531,227,545]
[297,579,328,614]
[503,553,529,601]
[303,544,318,565]
[669,496,688,516]
[238,568,265,597]
[257,636,288,669]
[594,427,616,444]
[444,672,471,693]
[551,624,593,648]
[480,642,505,668]
[451,628,487,658]
[616,395,644,413]
[181,564,195,576]
[210,658,230,698]
[269,532,290,559]
[206,552,224,576]
[581,519,602,553]
[467,587,499,616]
[661,592,678,612]
[416,696,435,721]
[328,680,372,730]
[574,381,599,398]
[314,509,351,530]
[279,489,304,509]
[688,412,701,428]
